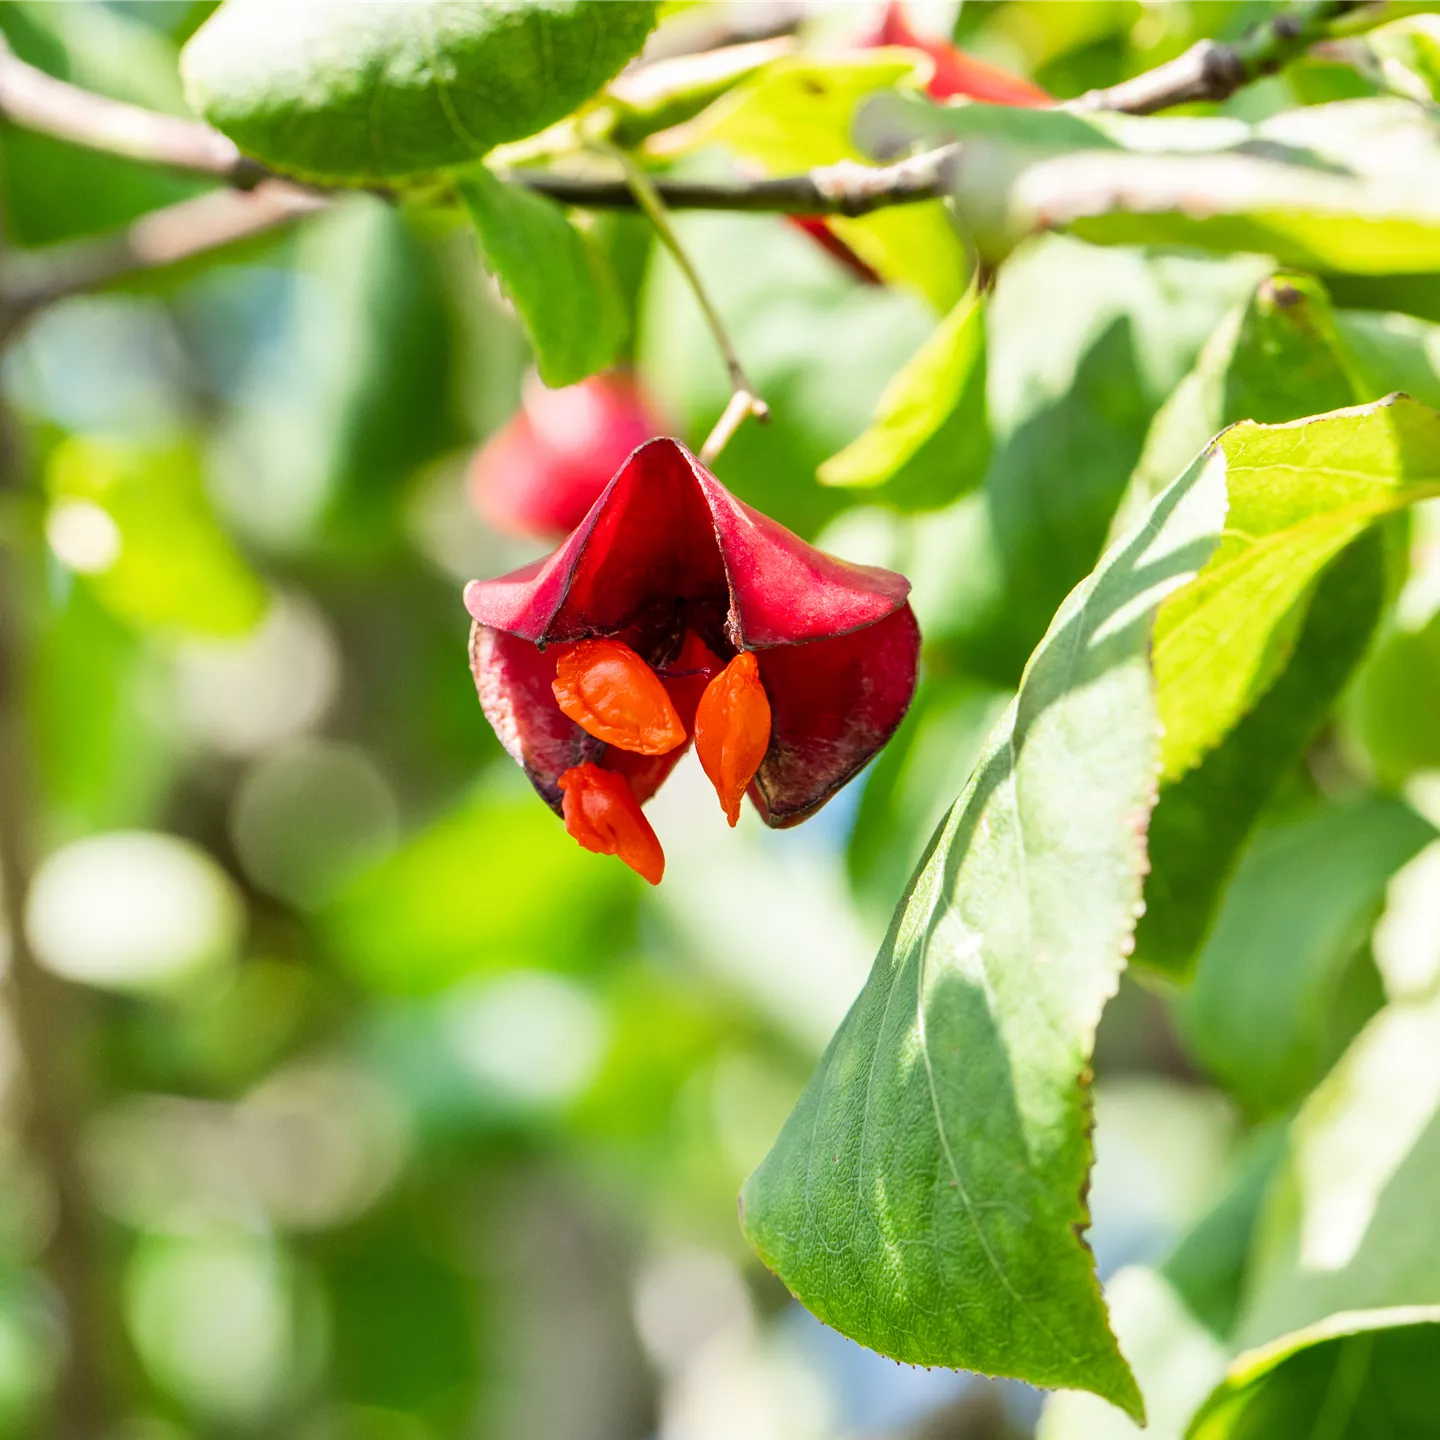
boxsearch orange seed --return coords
[552,638,686,755]
[558,763,665,885]
[694,650,772,827]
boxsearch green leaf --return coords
[1154,398,1440,784]
[1180,798,1433,1118]
[685,54,967,313]
[459,167,625,388]
[1135,530,1389,980]
[914,235,1262,684]
[1036,1268,1227,1440]
[1239,989,1440,1349]
[818,284,989,511]
[1335,307,1440,411]
[1119,277,1395,980]
[845,675,1012,915]
[181,0,658,183]
[1118,273,1363,536]
[45,435,268,638]
[741,459,1232,1417]
[1162,1126,1289,1344]
[1352,605,1440,783]
[1188,1311,1440,1440]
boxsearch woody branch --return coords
[0,0,1373,319]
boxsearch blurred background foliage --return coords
[3,2,1440,1439]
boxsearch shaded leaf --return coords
[1136,528,1388,979]
[1162,1126,1289,1344]
[1335,307,1440,411]
[741,458,1232,1416]
[1188,1310,1440,1440]
[914,235,1261,684]
[1180,798,1433,1117]
[818,283,989,511]
[1351,605,1440,783]
[181,0,658,183]
[460,168,625,388]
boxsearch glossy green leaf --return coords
[686,54,967,313]
[1181,798,1433,1117]
[181,0,658,183]
[1188,1311,1440,1440]
[45,435,268,638]
[459,168,625,388]
[1154,398,1440,784]
[818,284,988,511]
[741,459,1232,1417]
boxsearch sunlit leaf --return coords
[1152,398,1440,784]
[818,282,988,510]
[460,168,626,388]
[742,456,1232,1416]
[181,0,658,183]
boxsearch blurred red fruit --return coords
[467,371,662,540]
[871,2,1051,107]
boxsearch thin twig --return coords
[0,0,1368,317]
[507,145,958,217]
[0,183,324,333]
[1071,0,1368,115]
[597,139,768,463]
[0,44,264,185]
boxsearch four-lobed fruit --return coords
[181,0,660,184]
